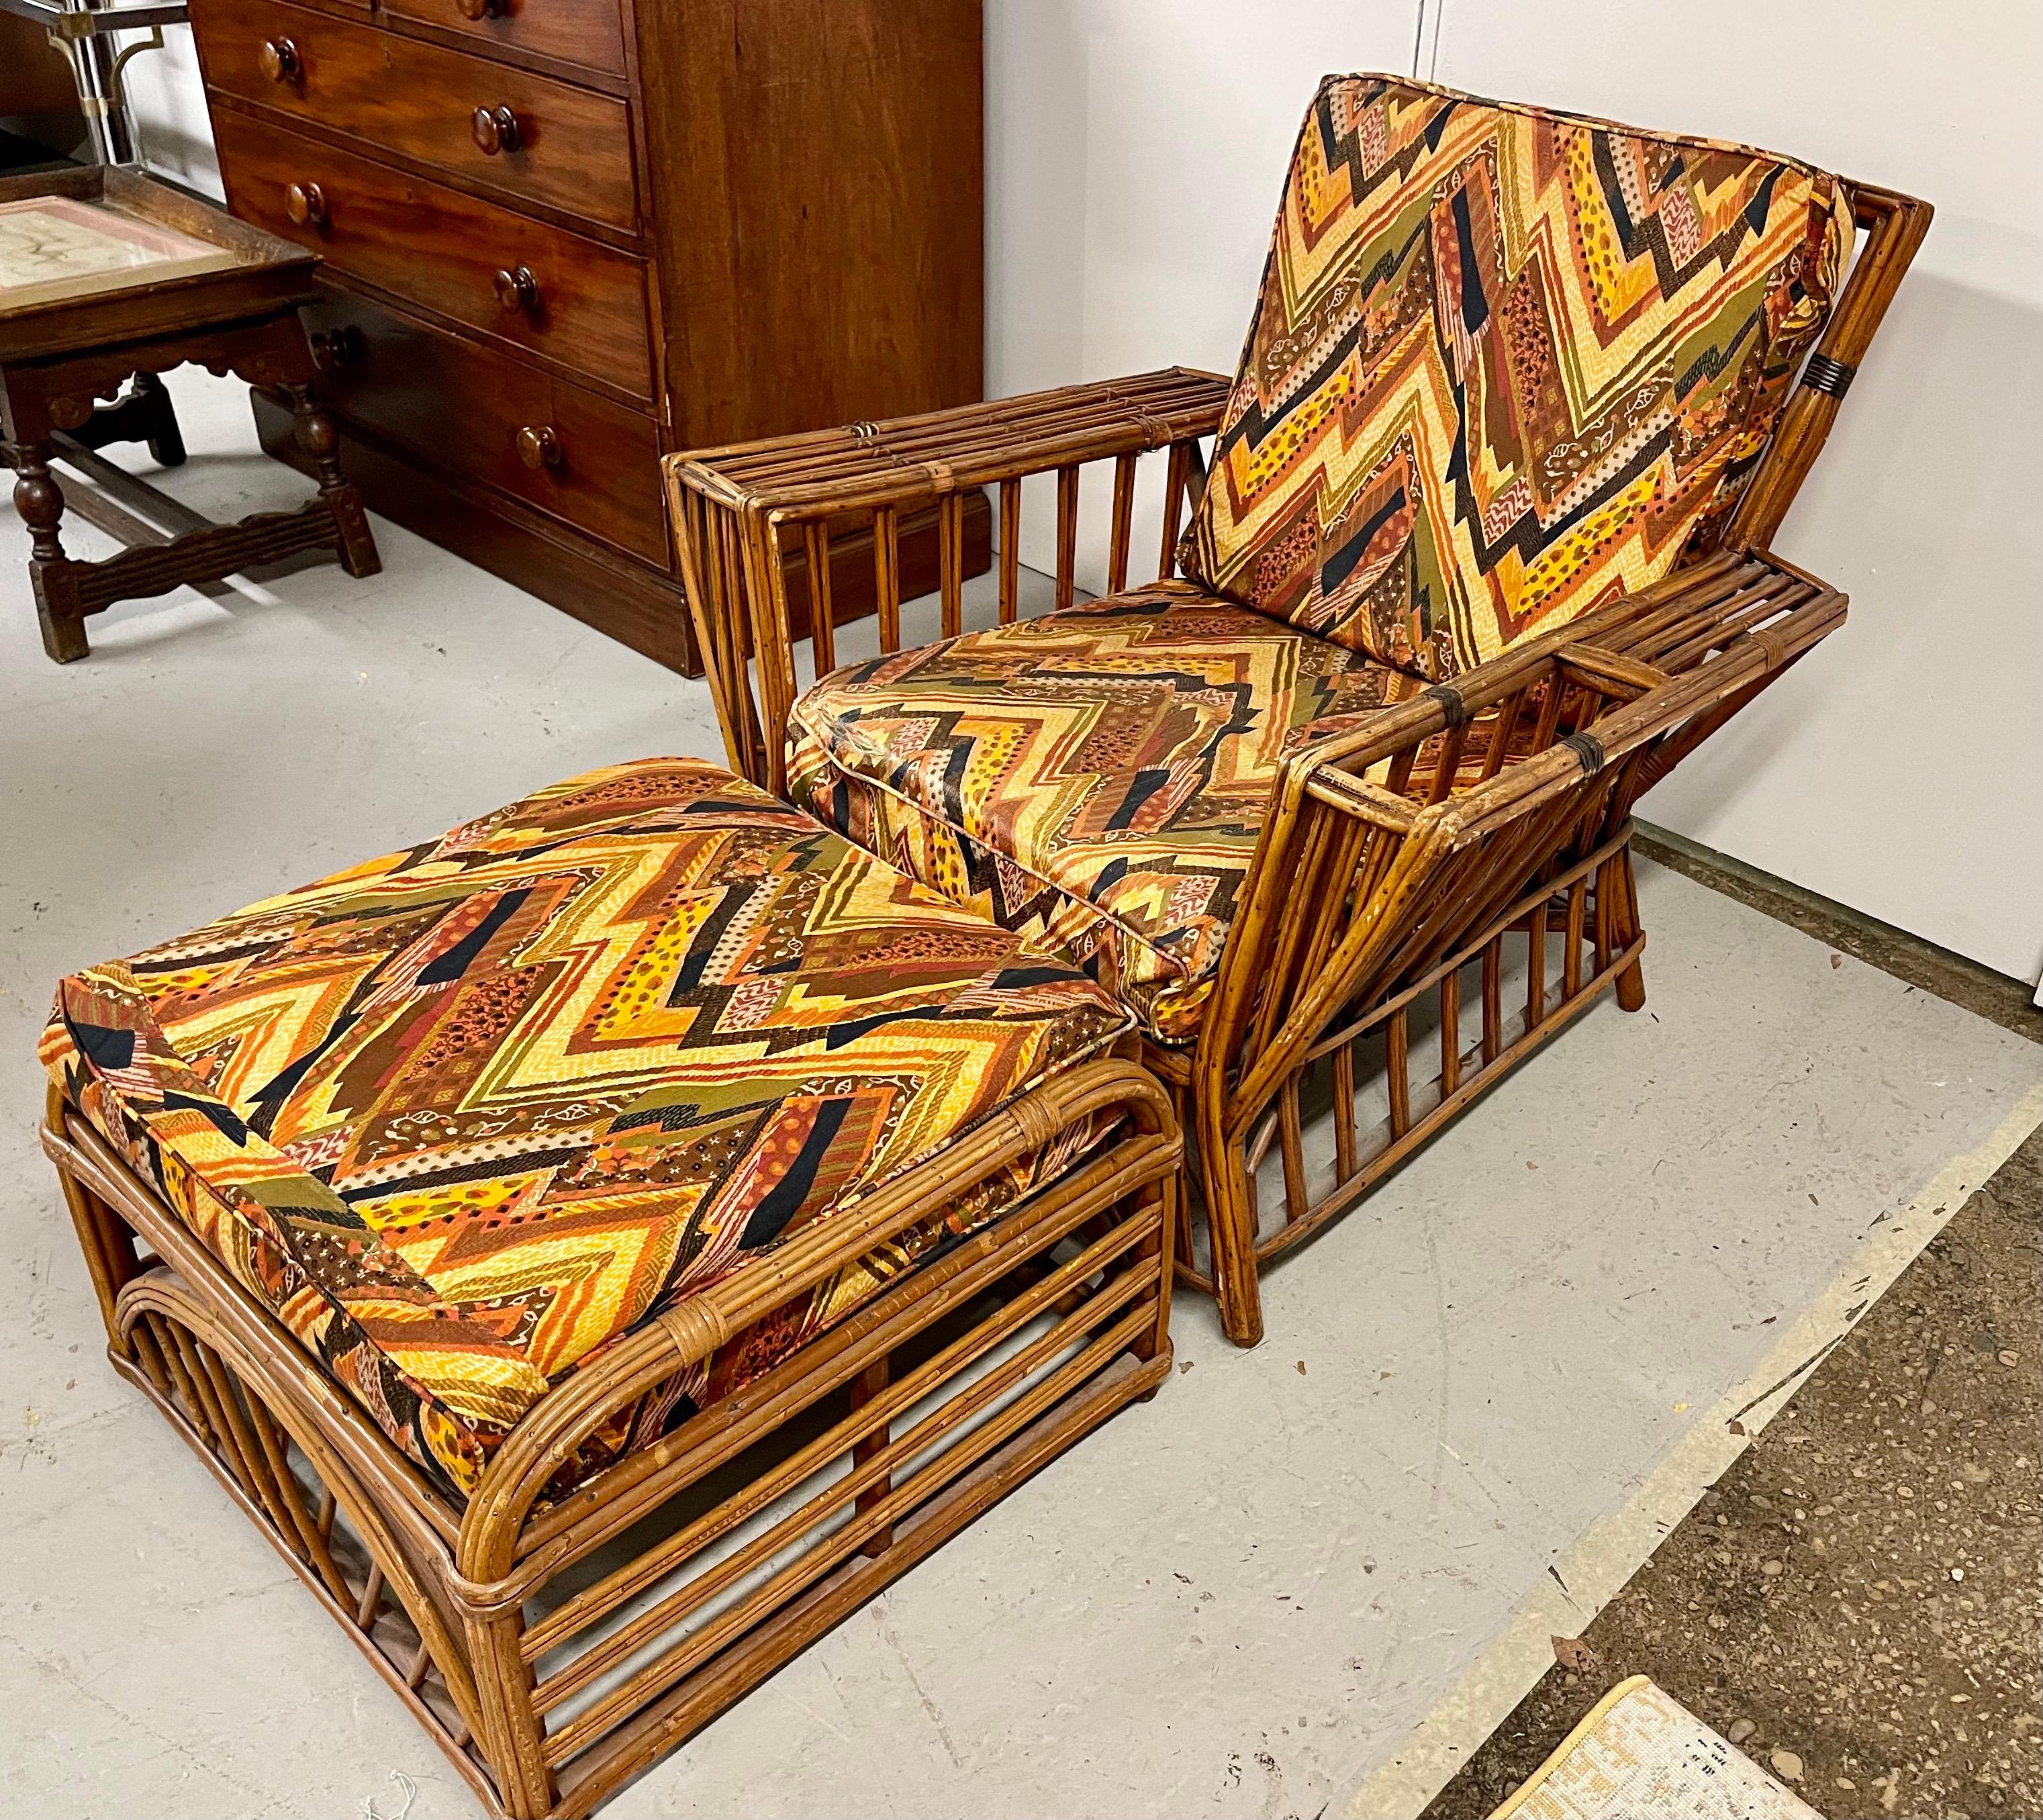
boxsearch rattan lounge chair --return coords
[665,75,1929,1347]
[42,758,1178,1819]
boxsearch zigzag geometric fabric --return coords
[1180,74,1854,678]
[789,583,1421,1043]
[42,760,1129,1502]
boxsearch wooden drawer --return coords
[307,295,666,564]
[213,109,652,400]
[381,0,626,80]
[192,0,636,232]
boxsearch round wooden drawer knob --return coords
[516,424,562,471]
[310,326,365,371]
[493,265,540,314]
[258,36,301,83]
[284,181,328,227]
[471,104,523,156]
[455,0,502,17]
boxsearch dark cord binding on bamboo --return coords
[1800,354,1855,398]
[1562,731,1607,775]
[1423,683,1470,728]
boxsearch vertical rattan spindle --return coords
[998,477,1021,624]
[804,520,837,677]
[1439,966,1462,1098]
[1108,451,1137,593]
[939,494,965,638]
[850,1355,895,1559]
[873,506,901,651]
[1480,936,1505,1065]
[1158,440,1192,580]
[1386,1008,1412,1137]
[1055,465,1080,612]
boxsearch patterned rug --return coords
[1493,1678,1819,1819]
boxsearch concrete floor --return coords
[1423,1131,2041,1820]
[2,373,2036,1818]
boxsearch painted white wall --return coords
[986,1,1419,598]
[100,3,2043,979]
[986,0,2043,984]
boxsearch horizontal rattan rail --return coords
[46,1059,1179,1819]
[662,171,1922,1347]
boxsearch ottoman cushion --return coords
[42,759,1131,1502]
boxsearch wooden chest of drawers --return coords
[191,0,986,672]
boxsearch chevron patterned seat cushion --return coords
[40,760,1131,1503]
[788,582,1422,1044]
[1179,74,1854,679]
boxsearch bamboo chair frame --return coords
[663,179,1928,1348]
[45,1059,1178,1819]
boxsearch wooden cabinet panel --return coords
[638,0,982,447]
[308,295,665,563]
[379,0,627,80]
[191,0,636,230]
[190,0,985,677]
[213,109,652,400]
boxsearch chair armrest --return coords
[669,369,1228,517]
[663,369,1230,791]
[1295,548,1847,788]
[1205,549,1851,1113]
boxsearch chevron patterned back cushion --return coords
[1180,75,1854,679]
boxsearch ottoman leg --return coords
[1129,1174,1176,1399]
[13,442,89,663]
[46,1089,145,1353]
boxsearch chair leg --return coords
[1196,1091,1264,1348]
[13,441,89,663]
[1612,843,1647,1012]
[49,1122,144,1355]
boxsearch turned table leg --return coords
[284,382,380,579]
[11,441,90,663]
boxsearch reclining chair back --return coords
[1178,74,1919,681]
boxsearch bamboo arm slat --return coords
[665,369,1228,520]
[1292,550,1843,786]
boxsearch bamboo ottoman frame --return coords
[665,177,1929,1350]
[44,1056,1178,1819]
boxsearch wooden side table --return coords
[1,164,377,661]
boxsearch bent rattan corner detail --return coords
[663,158,1929,1349]
[45,1058,1178,1819]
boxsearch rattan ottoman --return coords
[40,757,1178,1819]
